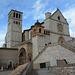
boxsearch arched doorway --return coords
[19,48,26,65]
[7,60,13,70]
[58,36,65,43]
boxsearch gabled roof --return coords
[50,8,68,24]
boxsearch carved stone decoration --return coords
[58,36,65,43]
[57,24,63,32]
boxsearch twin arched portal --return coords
[19,48,32,65]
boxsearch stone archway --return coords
[7,60,13,70]
[58,36,65,43]
[19,48,26,65]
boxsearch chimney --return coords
[45,12,51,19]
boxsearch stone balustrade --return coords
[9,62,33,75]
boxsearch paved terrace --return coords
[0,70,13,75]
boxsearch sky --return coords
[0,0,75,47]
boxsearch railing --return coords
[9,62,33,75]
[20,62,33,75]
[60,43,75,53]
[65,42,75,49]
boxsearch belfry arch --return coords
[19,48,26,65]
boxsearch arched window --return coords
[13,13,15,17]
[39,28,41,33]
[19,14,20,18]
[16,21,18,24]
[58,16,60,20]
[16,13,18,18]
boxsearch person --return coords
[1,65,3,71]
[48,66,49,70]
[49,42,51,44]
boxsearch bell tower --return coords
[6,10,23,48]
[31,20,45,59]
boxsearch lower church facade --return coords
[0,8,75,69]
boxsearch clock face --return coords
[57,24,63,32]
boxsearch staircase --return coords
[31,68,56,75]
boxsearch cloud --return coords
[0,14,4,19]
[63,7,75,27]
[0,42,4,47]
[63,5,75,38]
[0,34,6,40]
[32,0,49,20]
[69,29,75,38]
[0,0,8,6]
[0,34,6,47]
[24,16,27,19]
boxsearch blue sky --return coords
[0,0,75,47]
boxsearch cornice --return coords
[50,31,70,37]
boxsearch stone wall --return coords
[0,48,18,69]
[50,66,75,75]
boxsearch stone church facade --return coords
[0,8,75,69]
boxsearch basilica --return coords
[0,8,75,69]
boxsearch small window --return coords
[34,29,36,33]
[13,13,15,17]
[14,21,15,24]
[39,28,41,33]
[16,13,18,18]
[19,14,20,18]
[58,16,60,20]
[16,21,18,24]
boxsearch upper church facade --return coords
[5,8,72,48]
